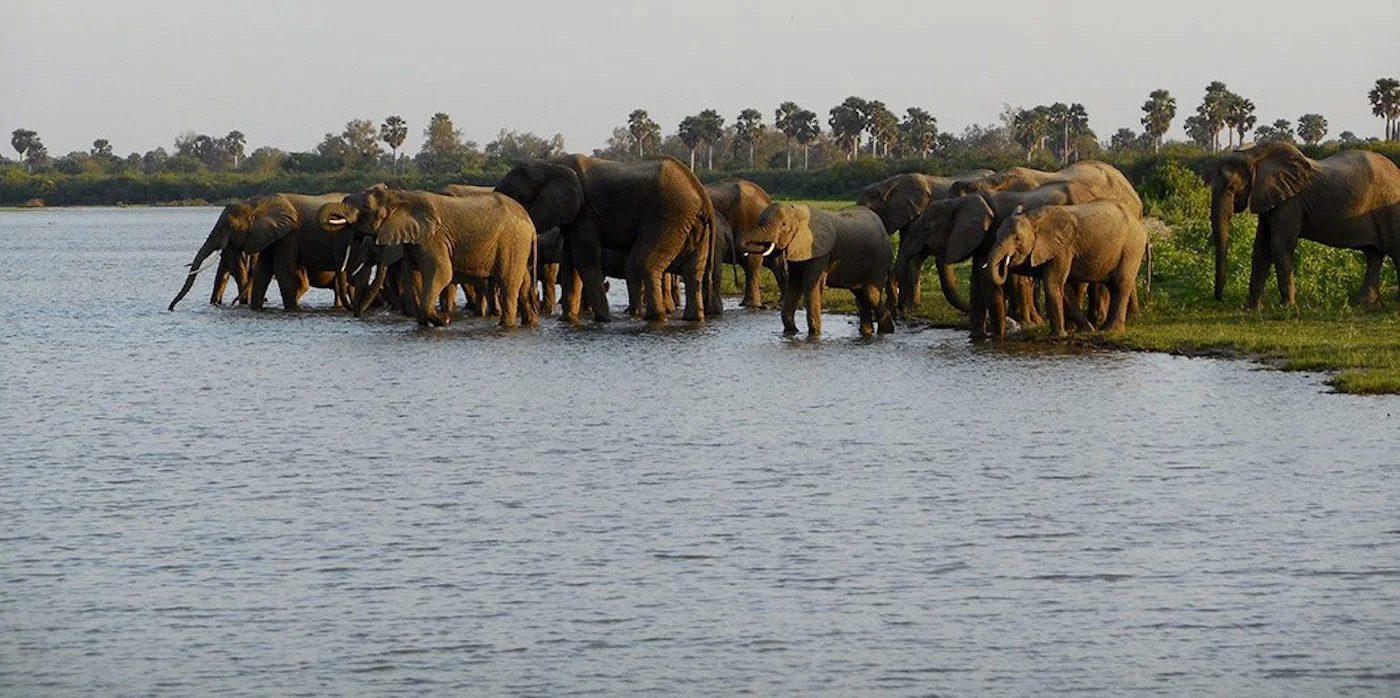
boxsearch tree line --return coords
[4,77,1399,206]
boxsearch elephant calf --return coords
[739,203,894,337]
[986,201,1147,337]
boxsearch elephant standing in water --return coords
[319,184,538,327]
[740,203,893,337]
[169,193,348,311]
[495,155,718,323]
[856,170,992,311]
[1209,141,1400,306]
[986,201,1148,336]
[897,182,1107,339]
[704,178,786,308]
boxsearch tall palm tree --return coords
[222,130,246,170]
[379,116,407,173]
[899,107,938,158]
[794,111,820,169]
[1223,94,1256,148]
[11,128,38,172]
[775,101,803,170]
[695,109,725,169]
[1140,89,1176,153]
[677,116,702,170]
[1297,113,1328,145]
[734,108,764,167]
[828,97,867,160]
[1198,81,1233,151]
[1368,77,1400,141]
[627,109,659,158]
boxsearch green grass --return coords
[764,191,1400,394]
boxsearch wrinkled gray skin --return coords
[897,182,1104,339]
[495,155,718,324]
[986,201,1148,337]
[168,193,348,311]
[949,161,1144,219]
[855,170,993,312]
[1209,141,1400,306]
[705,178,786,308]
[739,203,894,337]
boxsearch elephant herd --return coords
[169,143,1400,339]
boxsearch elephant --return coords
[704,178,787,308]
[855,170,993,312]
[494,155,718,323]
[950,161,1143,219]
[319,184,538,327]
[208,247,255,306]
[896,181,1106,339]
[985,201,1148,337]
[739,203,894,337]
[1209,141,1400,307]
[440,183,496,197]
[169,193,348,311]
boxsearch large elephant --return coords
[440,183,496,197]
[1209,141,1400,306]
[986,201,1148,336]
[319,184,538,327]
[950,161,1143,218]
[855,170,992,312]
[208,247,255,306]
[495,155,718,323]
[168,193,347,311]
[704,178,787,308]
[897,182,1105,339]
[739,203,893,337]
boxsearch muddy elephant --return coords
[898,182,1105,339]
[950,161,1143,219]
[168,193,348,311]
[855,170,992,312]
[740,203,894,337]
[319,184,538,327]
[495,155,718,323]
[704,178,787,308]
[986,201,1148,336]
[1209,141,1400,306]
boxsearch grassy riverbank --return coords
[757,188,1400,395]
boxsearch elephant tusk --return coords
[339,247,352,273]
[189,255,220,275]
[326,215,348,226]
[762,243,777,257]
[981,263,989,270]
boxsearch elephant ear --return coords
[782,206,830,262]
[1249,144,1318,213]
[375,200,437,246]
[943,196,994,263]
[1029,209,1074,267]
[242,197,299,252]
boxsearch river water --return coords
[2,207,1397,696]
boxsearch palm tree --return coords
[222,130,246,170]
[1223,94,1256,148]
[794,111,820,169]
[1197,81,1233,151]
[1297,113,1328,145]
[1139,89,1176,153]
[866,102,899,158]
[899,107,938,158]
[677,116,702,170]
[828,97,867,160]
[11,128,38,172]
[774,101,803,170]
[627,109,659,158]
[734,108,764,167]
[380,116,407,173]
[1012,107,1049,162]
[1368,77,1400,141]
[695,109,725,169]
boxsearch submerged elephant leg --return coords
[856,284,880,336]
[539,263,558,316]
[415,249,452,327]
[804,270,827,336]
[742,253,764,307]
[780,266,802,335]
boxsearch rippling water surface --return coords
[2,207,1398,696]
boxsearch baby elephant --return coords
[739,202,894,337]
[985,201,1147,336]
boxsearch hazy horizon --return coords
[4,0,1396,158]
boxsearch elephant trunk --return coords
[318,201,360,231]
[356,260,390,317]
[935,259,969,313]
[168,232,227,311]
[1210,183,1234,302]
[986,240,1015,288]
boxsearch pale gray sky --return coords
[4,0,1396,157]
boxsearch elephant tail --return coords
[1144,240,1153,305]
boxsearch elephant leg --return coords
[1063,282,1096,332]
[1245,219,1272,310]
[1269,219,1300,306]
[1044,269,1069,339]
[210,255,231,305]
[968,259,989,341]
[1101,275,1132,332]
[860,284,886,336]
[1352,249,1383,305]
[677,253,706,323]
[539,263,558,316]
[560,266,583,322]
[273,254,302,311]
[416,256,450,327]
[780,266,801,335]
[742,253,764,307]
[804,270,827,336]
[642,268,668,323]
[854,286,874,336]
[989,280,1008,340]
[1013,277,1041,326]
[249,255,274,310]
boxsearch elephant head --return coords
[893,197,987,313]
[857,175,933,234]
[494,160,585,234]
[1209,142,1318,300]
[167,195,299,311]
[985,206,1063,287]
[739,203,833,263]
